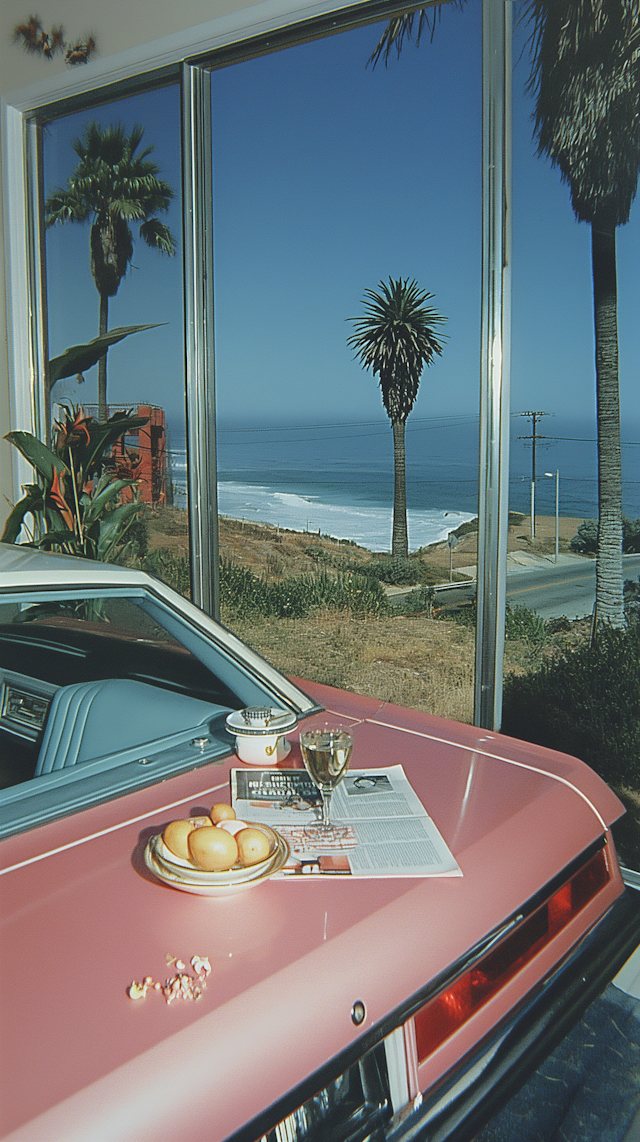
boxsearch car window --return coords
[0,592,238,705]
[0,584,314,839]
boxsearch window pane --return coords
[210,4,482,722]
[506,10,640,870]
[40,83,190,591]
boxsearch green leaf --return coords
[4,432,68,482]
[44,506,72,533]
[0,485,44,543]
[81,413,149,474]
[97,501,143,559]
[48,324,165,387]
[83,478,134,525]
[36,529,81,552]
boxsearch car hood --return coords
[0,681,625,1141]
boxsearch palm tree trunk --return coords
[392,419,409,558]
[592,221,625,628]
[98,291,109,421]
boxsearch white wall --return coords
[2,0,257,91]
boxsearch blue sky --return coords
[42,0,640,446]
[43,83,185,422]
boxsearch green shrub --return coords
[219,560,388,619]
[624,576,640,624]
[570,518,598,553]
[546,616,571,634]
[365,556,422,586]
[265,553,284,578]
[121,504,149,562]
[304,545,333,564]
[313,571,389,615]
[441,601,547,648]
[504,603,547,646]
[623,516,640,553]
[451,517,478,539]
[441,600,477,627]
[444,515,527,540]
[502,623,640,788]
[219,560,271,616]
[394,585,436,615]
[142,547,191,596]
[571,515,640,554]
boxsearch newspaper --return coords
[231,764,461,878]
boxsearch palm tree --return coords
[371,2,640,626]
[348,276,446,557]
[45,122,176,420]
[526,1,640,626]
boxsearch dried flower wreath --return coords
[14,14,96,65]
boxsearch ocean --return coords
[164,416,640,553]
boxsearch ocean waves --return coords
[166,426,477,550]
[215,479,473,551]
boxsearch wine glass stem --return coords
[321,787,332,827]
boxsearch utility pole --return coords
[517,411,549,539]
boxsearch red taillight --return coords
[414,847,610,1064]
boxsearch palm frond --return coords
[525,0,640,226]
[348,276,446,423]
[44,188,92,226]
[368,1,463,68]
[139,218,177,255]
[110,198,147,220]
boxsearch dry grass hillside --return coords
[142,507,590,725]
[147,507,585,579]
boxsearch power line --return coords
[219,413,480,433]
[544,436,640,447]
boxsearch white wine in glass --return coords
[300,727,353,836]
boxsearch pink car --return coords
[1,542,638,1142]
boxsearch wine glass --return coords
[300,726,353,837]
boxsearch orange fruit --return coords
[188,826,238,871]
[210,803,236,824]
[236,827,271,867]
[190,815,213,829]
[163,819,196,861]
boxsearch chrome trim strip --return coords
[3,101,38,503]
[475,0,512,729]
[182,63,220,617]
[621,866,640,891]
[25,118,49,443]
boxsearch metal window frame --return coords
[182,64,219,617]
[475,0,512,729]
[2,0,510,727]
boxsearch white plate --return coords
[144,826,289,895]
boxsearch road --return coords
[506,554,640,619]
[434,554,640,620]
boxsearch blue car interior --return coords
[35,678,222,776]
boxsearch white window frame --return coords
[1,0,510,728]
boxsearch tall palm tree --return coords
[371,1,640,626]
[526,0,640,626]
[348,276,446,557]
[45,122,176,420]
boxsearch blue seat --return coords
[35,678,217,776]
